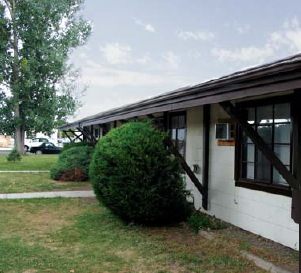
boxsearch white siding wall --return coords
[185,104,299,250]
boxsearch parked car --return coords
[24,138,49,152]
[30,142,62,155]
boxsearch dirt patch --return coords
[144,225,261,272]
[215,224,299,273]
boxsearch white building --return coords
[61,54,300,250]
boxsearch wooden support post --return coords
[63,130,73,142]
[164,137,205,195]
[148,114,205,196]
[77,127,89,141]
[163,112,169,132]
[100,124,108,136]
[84,126,97,145]
[72,131,83,142]
[202,105,210,210]
[77,127,96,146]
[292,89,301,224]
[68,129,77,142]
[220,101,299,190]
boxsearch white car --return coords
[24,138,49,152]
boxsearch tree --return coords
[0,0,91,153]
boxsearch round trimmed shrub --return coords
[50,146,94,182]
[62,141,93,153]
[90,121,190,225]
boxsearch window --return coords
[44,143,55,148]
[170,112,186,157]
[94,127,99,139]
[236,98,292,195]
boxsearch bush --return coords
[187,212,227,233]
[90,121,191,225]
[50,146,94,181]
[62,141,93,152]
[6,149,22,162]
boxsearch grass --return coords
[0,198,265,273]
[0,154,59,171]
[0,173,91,193]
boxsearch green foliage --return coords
[50,146,94,181]
[6,149,22,162]
[187,212,227,233]
[62,141,93,152]
[0,0,91,136]
[90,121,191,225]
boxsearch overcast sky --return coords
[69,0,301,121]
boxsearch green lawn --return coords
[0,198,263,273]
[0,154,59,171]
[0,173,91,193]
[0,155,91,193]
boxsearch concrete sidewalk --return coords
[0,190,95,199]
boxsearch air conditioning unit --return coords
[215,123,232,140]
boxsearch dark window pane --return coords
[257,105,273,124]
[274,145,290,165]
[258,126,272,144]
[216,124,228,139]
[273,168,289,186]
[275,103,291,123]
[242,163,254,179]
[274,124,291,144]
[257,150,271,182]
[242,144,255,162]
[178,115,186,128]
[171,116,178,128]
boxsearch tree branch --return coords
[3,0,13,19]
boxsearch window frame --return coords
[235,95,293,197]
[169,111,187,158]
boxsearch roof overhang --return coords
[60,53,301,130]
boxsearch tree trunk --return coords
[8,0,24,154]
[14,104,25,154]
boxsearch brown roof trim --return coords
[60,53,301,130]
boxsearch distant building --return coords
[0,135,12,147]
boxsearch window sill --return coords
[235,179,292,197]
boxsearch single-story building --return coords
[0,135,12,148]
[61,53,300,250]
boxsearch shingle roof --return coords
[61,53,301,130]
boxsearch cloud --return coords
[269,17,301,51]
[176,30,215,41]
[145,24,156,33]
[99,43,153,66]
[212,17,301,63]
[211,46,274,63]
[80,60,190,88]
[163,51,180,69]
[100,43,132,64]
[133,18,156,33]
